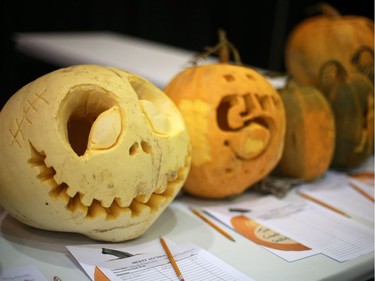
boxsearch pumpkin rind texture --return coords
[319,61,374,169]
[275,80,335,180]
[164,64,286,199]
[0,64,191,242]
[285,6,374,87]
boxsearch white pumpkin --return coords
[0,65,191,242]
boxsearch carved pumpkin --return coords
[164,31,286,199]
[0,64,191,242]
[274,79,335,180]
[351,46,374,85]
[319,60,374,169]
[285,3,374,87]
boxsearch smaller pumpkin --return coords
[285,3,374,87]
[319,60,374,169]
[274,79,335,180]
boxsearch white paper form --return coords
[0,265,48,281]
[95,243,255,281]
[68,239,255,281]
[247,196,374,262]
[298,171,374,222]
[204,200,319,262]
[205,195,374,262]
[67,240,167,280]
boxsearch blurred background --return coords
[1,0,373,107]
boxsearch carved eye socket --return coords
[58,85,121,157]
[129,76,185,135]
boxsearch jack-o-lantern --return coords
[164,30,286,199]
[319,60,374,169]
[285,3,374,87]
[0,65,191,242]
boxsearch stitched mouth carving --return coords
[28,141,190,220]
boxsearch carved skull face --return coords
[0,65,191,242]
[164,64,285,198]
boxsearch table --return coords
[2,31,373,281]
[1,187,374,281]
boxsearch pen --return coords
[190,207,235,242]
[160,237,185,281]
[102,248,134,258]
[229,207,251,213]
[299,191,350,218]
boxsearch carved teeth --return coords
[115,196,134,208]
[135,193,152,203]
[28,141,188,219]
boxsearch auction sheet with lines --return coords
[94,243,254,281]
[68,241,255,281]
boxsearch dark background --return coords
[1,0,374,107]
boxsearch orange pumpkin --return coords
[164,30,286,199]
[319,60,374,169]
[275,79,335,180]
[285,3,374,87]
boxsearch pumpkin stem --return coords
[284,76,298,90]
[320,3,341,17]
[308,2,341,18]
[190,29,242,65]
[218,29,230,63]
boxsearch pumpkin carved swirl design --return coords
[217,93,278,160]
